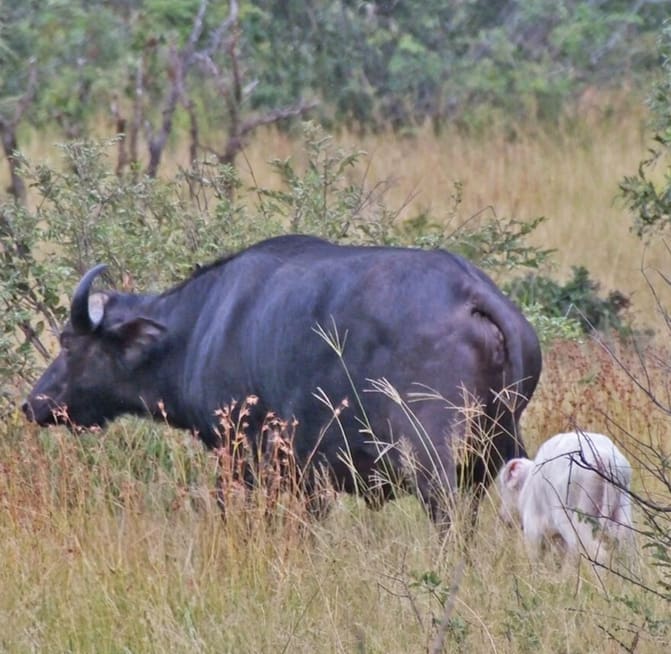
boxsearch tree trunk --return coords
[0,124,27,204]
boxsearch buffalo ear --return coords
[108,317,167,367]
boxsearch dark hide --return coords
[23,235,542,524]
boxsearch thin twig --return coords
[429,558,466,654]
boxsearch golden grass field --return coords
[237,94,668,330]
[2,98,671,652]
[2,339,669,652]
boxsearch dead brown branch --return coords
[145,0,212,177]
[429,559,466,654]
[127,0,313,179]
[0,58,38,203]
[217,101,319,167]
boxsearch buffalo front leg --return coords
[213,448,255,520]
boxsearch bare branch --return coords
[110,93,129,176]
[185,0,209,57]
[0,58,38,203]
[229,22,242,105]
[565,437,671,514]
[145,0,210,177]
[202,0,239,59]
[13,58,38,127]
[192,52,221,78]
[429,559,466,654]
[182,96,200,167]
[129,60,145,171]
[146,44,185,178]
[18,321,51,361]
[238,101,319,140]
[218,101,318,166]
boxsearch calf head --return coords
[23,265,166,429]
[496,457,533,526]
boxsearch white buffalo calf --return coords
[497,431,633,564]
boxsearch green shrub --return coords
[519,303,583,345]
[505,266,634,337]
[620,22,671,238]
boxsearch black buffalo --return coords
[23,234,542,523]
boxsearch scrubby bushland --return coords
[0,1,666,189]
[504,266,633,338]
[0,123,555,402]
[620,22,671,238]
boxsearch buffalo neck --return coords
[134,275,227,443]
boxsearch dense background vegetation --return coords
[2,1,671,651]
[0,0,668,181]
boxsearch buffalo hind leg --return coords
[416,471,456,536]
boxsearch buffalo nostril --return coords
[21,401,32,419]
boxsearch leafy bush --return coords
[518,303,583,345]
[254,123,398,245]
[0,200,66,385]
[505,266,633,337]
[395,179,553,272]
[620,23,671,237]
[15,139,274,288]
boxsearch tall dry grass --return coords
[12,93,664,327]
[1,338,670,652]
[3,100,671,651]
[238,96,665,330]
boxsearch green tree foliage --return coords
[1,1,129,133]
[620,22,671,237]
[0,0,667,154]
[242,0,666,131]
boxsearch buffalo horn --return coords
[70,264,108,333]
